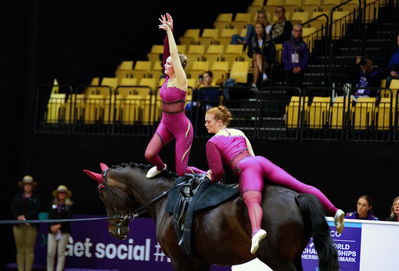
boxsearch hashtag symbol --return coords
[153,243,166,262]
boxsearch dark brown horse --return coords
[83,162,338,271]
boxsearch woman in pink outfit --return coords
[145,13,203,178]
[204,106,345,254]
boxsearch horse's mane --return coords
[111,162,178,179]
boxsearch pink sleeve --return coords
[206,140,224,182]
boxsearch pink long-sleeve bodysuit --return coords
[144,33,204,176]
[206,128,338,215]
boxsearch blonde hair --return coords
[390,196,399,218]
[206,106,232,126]
[178,54,188,70]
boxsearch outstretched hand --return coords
[158,14,173,31]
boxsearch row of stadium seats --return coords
[286,95,398,130]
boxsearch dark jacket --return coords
[247,34,276,64]
[48,203,73,233]
[350,64,384,96]
[270,20,293,44]
[386,216,399,222]
[282,37,309,71]
[10,193,41,221]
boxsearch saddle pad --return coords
[165,176,240,256]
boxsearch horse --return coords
[83,162,339,271]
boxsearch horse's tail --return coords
[295,193,339,271]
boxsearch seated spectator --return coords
[350,55,384,99]
[47,185,73,271]
[282,24,309,99]
[270,6,293,44]
[386,196,399,222]
[231,10,272,46]
[387,34,399,70]
[385,64,399,89]
[247,22,276,89]
[345,195,379,220]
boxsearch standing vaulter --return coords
[204,106,345,254]
[145,13,204,178]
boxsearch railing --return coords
[35,84,399,142]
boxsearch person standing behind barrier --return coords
[247,22,275,90]
[282,24,309,100]
[10,175,40,271]
[386,196,399,222]
[270,6,293,44]
[144,13,204,178]
[204,106,345,254]
[47,185,73,271]
[345,195,379,220]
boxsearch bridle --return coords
[99,168,188,235]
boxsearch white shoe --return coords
[250,229,267,254]
[146,164,167,179]
[334,209,345,234]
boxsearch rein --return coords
[101,169,189,225]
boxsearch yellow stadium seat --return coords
[389,79,399,99]
[179,29,200,45]
[302,27,317,37]
[267,0,284,5]
[218,28,240,45]
[285,96,308,128]
[232,13,252,29]
[214,13,233,29]
[46,93,66,123]
[84,77,100,96]
[139,78,158,91]
[352,97,376,129]
[147,45,164,62]
[84,94,106,124]
[205,45,225,66]
[376,97,392,130]
[321,0,341,11]
[65,94,85,123]
[275,43,283,63]
[303,0,321,6]
[291,12,311,24]
[187,78,197,89]
[211,61,229,83]
[117,61,134,70]
[176,45,187,54]
[330,96,352,129]
[132,61,152,81]
[189,61,210,80]
[116,78,139,97]
[223,44,244,68]
[230,61,249,83]
[308,96,331,128]
[186,45,206,65]
[199,29,220,46]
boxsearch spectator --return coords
[282,24,309,98]
[231,10,272,46]
[387,34,399,70]
[385,64,399,89]
[10,175,40,271]
[47,185,73,271]
[345,195,379,220]
[386,196,399,222]
[247,22,276,89]
[270,6,293,44]
[350,55,384,99]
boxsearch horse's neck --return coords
[124,168,174,212]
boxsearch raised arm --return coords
[162,13,173,68]
[159,14,187,89]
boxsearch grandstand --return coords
[37,0,399,143]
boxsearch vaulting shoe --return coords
[146,164,167,179]
[250,229,267,254]
[334,209,345,234]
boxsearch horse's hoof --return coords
[250,229,267,254]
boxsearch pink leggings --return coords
[238,156,338,234]
[145,114,204,176]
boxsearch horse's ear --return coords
[99,163,109,172]
[83,169,103,184]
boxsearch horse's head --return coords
[83,163,134,240]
